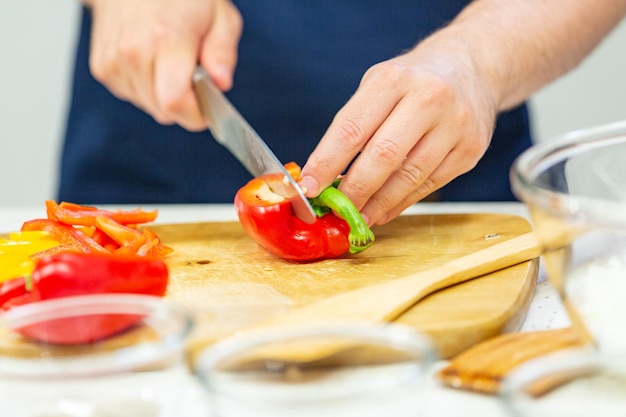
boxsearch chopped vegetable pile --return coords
[1,200,172,284]
[0,200,173,344]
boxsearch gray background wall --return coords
[1,2,625,205]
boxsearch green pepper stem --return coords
[311,186,375,254]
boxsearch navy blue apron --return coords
[58,1,531,204]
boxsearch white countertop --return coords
[0,202,571,417]
[0,202,532,230]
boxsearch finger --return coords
[335,97,433,211]
[115,14,173,125]
[89,6,171,123]
[375,146,480,225]
[359,129,448,224]
[154,28,206,131]
[199,2,243,91]
[299,69,399,197]
[88,11,136,103]
[116,31,174,125]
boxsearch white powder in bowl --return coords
[566,256,626,353]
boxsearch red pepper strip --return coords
[46,200,158,226]
[95,216,144,246]
[5,252,169,345]
[21,219,109,254]
[58,201,98,211]
[29,243,82,262]
[91,227,121,252]
[136,228,173,257]
[96,216,173,257]
[95,215,142,246]
[234,162,374,261]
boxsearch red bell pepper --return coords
[235,162,374,261]
[1,251,169,344]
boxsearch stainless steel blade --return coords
[192,67,316,224]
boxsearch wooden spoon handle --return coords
[437,327,588,395]
[262,232,542,326]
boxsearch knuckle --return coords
[89,54,113,84]
[118,38,139,65]
[335,117,367,148]
[151,111,175,126]
[367,193,393,215]
[363,61,412,91]
[397,162,428,188]
[342,179,370,202]
[161,96,185,114]
[421,76,454,108]
[461,137,486,162]
[307,157,333,176]
[415,176,438,196]
[369,137,402,164]
[454,130,490,169]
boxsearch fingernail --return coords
[298,176,319,197]
[360,212,371,227]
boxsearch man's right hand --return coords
[84,0,243,131]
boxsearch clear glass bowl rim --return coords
[511,119,626,223]
[196,321,436,372]
[0,293,195,379]
[500,346,626,415]
[194,320,437,401]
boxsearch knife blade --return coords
[192,67,316,224]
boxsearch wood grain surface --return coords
[155,213,538,359]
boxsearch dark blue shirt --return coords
[59,1,531,204]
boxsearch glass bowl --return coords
[501,347,626,417]
[511,120,626,351]
[0,293,195,417]
[195,322,436,417]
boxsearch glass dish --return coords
[0,293,195,417]
[511,120,626,352]
[501,347,626,417]
[195,322,436,417]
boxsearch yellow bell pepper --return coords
[0,231,60,283]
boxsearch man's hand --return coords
[85,0,242,131]
[299,35,496,226]
[299,0,626,226]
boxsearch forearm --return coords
[427,0,626,111]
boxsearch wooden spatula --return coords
[199,232,544,366]
[257,231,542,327]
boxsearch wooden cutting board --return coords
[155,213,538,359]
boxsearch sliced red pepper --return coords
[95,215,143,246]
[4,252,169,345]
[46,200,158,226]
[95,216,173,257]
[91,227,121,252]
[21,219,109,254]
[29,243,82,262]
[58,201,98,211]
[234,162,374,261]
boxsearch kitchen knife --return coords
[192,67,316,224]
